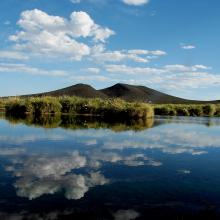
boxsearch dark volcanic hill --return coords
[100,83,200,104]
[30,84,107,99]
[23,83,219,104]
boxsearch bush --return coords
[215,105,220,116]
[176,107,190,116]
[188,106,203,116]
[203,104,216,116]
[5,98,31,116]
[29,97,62,115]
[154,106,176,116]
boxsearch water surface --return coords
[0,115,220,219]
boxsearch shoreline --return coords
[1,96,220,118]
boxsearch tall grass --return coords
[154,104,220,117]
[0,99,6,112]
[5,97,61,116]
[5,96,154,119]
[4,96,220,118]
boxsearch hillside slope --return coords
[100,83,219,104]
[28,84,107,99]
[21,83,219,104]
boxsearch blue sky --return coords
[0,0,220,100]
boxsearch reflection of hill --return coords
[3,114,220,131]
[4,114,155,132]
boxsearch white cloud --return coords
[92,50,148,63]
[15,172,108,200]
[71,0,150,6]
[4,150,109,200]
[181,44,196,50]
[0,148,25,156]
[104,64,220,90]
[178,169,191,174]
[164,64,210,72]
[88,151,162,167]
[13,151,86,178]
[0,63,69,77]
[122,0,150,6]
[105,64,166,74]
[83,67,100,74]
[0,51,28,60]
[128,49,166,56]
[100,126,220,155]
[9,9,114,60]
[91,48,166,63]
[70,74,111,82]
[114,209,140,220]
[70,0,81,3]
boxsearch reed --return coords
[154,104,220,117]
[4,96,154,119]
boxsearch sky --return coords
[0,0,220,100]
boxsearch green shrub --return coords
[5,98,30,116]
[188,106,203,116]
[215,105,220,116]
[176,107,190,116]
[29,97,62,115]
[154,106,176,116]
[203,104,216,116]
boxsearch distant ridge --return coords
[22,83,219,104]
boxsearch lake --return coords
[0,114,220,219]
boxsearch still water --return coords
[0,114,220,219]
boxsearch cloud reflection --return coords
[114,209,140,220]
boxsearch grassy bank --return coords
[0,99,5,112]
[4,96,154,120]
[2,96,220,118]
[154,104,220,117]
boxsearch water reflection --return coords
[0,115,220,219]
[5,114,155,131]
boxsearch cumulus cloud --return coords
[122,0,150,6]
[5,151,108,200]
[12,151,86,178]
[2,118,220,204]
[15,171,108,200]
[9,9,114,60]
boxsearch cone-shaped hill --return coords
[22,83,219,104]
[30,84,107,99]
